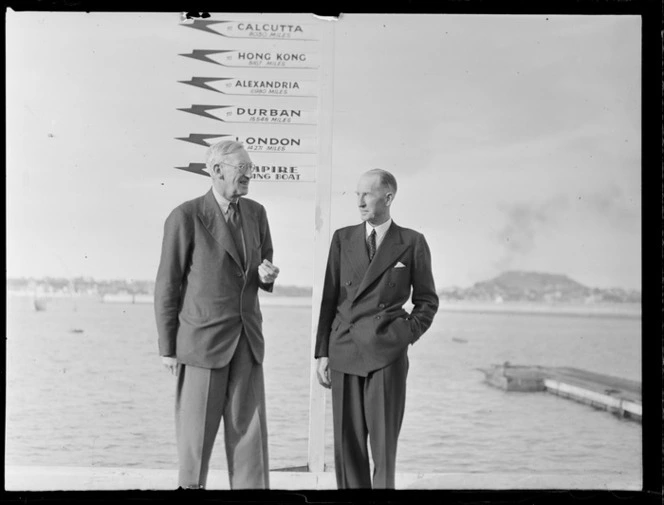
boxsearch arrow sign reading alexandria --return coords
[181,19,318,41]
[178,105,317,125]
[179,77,318,97]
[180,49,319,69]
[176,133,317,154]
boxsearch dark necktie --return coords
[228,201,245,267]
[367,229,377,261]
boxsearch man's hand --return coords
[258,259,280,284]
[316,357,331,389]
[161,356,178,376]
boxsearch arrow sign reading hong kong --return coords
[175,162,315,181]
[181,19,318,41]
[178,105,317,125]
[180,49,319,69]
[179,77,318,97]
[176,133,318,154]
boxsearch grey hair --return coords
[366,168,398,195]
[205,140,246,172]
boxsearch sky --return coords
[6,12,641,290]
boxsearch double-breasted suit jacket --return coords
[155,189,273,369]
[315,222,439,376]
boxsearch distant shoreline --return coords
[436,301,641,319]
[8,292,640,318]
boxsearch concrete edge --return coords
[4,466,642,491]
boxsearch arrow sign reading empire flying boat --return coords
[176,133,317,154]
[175,162,315,181]
[180,49,319,69]
[179,77,318,97]
[181,19,318,41]
[178,105,317,125]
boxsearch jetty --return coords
[477,363,641,421]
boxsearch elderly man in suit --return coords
[155,140,279,490]
[315,168,439,489]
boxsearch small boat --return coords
[33,298,47,311]
[452,337,468,343]
[70,329,84,334]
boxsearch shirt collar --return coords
[365,218,392,240]
[212,186,238,215]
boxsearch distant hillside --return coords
[439,271,640,304]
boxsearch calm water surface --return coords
[6,296,641,484]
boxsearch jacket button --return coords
[236,272,243,277]
[345,281,352,286]
[389,282,395,287]
[375,315,381,320]
[378,303,385,309]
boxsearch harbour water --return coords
[5,295,641,485]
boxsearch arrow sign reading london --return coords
[181,19,318,41]
[175,162,315,181]
[179,77,318,97]
[180,49,319,69]
[178,105,317,125]
[176,133,318,154]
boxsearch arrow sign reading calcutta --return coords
[175,162,315,182]
[181,19,318,41]
[179,77,318,97]
[178,104,317,125]
[180,49,319,69]
[176,133,318,154]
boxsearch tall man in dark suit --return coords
[155,140,280,490]
[315,169,439,489]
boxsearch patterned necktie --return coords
[228,201,245,267]
[367,228,377,261]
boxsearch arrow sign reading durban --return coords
[175,162,315,181]
[178,105,317,125]
[180,49,319,69]
[182,19,318,41]
[179,77,318,97]
[176,133,317,154]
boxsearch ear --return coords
[211,164,224,180]
[385,192,394,207]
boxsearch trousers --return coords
[174,331,269,489]
[330,353,409,489]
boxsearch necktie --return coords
[367,229,377,261]
[228,201,245,267]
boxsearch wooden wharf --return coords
[477,363,641,421]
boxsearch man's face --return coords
[213,149,254,199]
[356,173,392,225]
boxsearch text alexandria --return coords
[234,80,301,89]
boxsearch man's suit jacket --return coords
[315,222,439,376]
[155,189,273,369]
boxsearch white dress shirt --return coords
[365,218,392,251]
[212,186,237,222]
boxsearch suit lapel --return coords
[352,222,408,303]
[343,224,370,280]
[198,189,243,268]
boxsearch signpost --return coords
[175,13,335,472]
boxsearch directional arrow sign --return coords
[176,133,317,154]
[179,77,318,97]
[177,104,317,125]
[180,49,319,69]
[176,162,315,182]
[181,19,318,41]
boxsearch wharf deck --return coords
[477,363,641,421]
